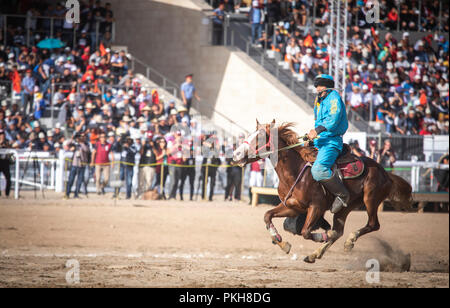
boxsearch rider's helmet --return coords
[313,74,335,88]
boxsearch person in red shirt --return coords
[386,7,398,30]
[248,160,263,204]
[91,132,112,194]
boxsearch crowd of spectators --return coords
[211,0,449,136]
[0,1,254,201]
[209,0,449,32]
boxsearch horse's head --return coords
[232,119,276,167]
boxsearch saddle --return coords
[300,144,365,179]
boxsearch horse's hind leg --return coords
[344,189,385,252]
[304,204,352,263]
[264,203,300,254]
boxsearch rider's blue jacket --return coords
[313,89,348,151]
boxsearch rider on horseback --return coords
[307,74,350,213]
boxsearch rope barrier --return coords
[63,158,236,168]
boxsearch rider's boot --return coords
[320,171,350,213]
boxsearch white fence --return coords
[1,149,449,200]
[0,150,58,199]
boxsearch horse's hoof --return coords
[303,255,316,263]
[280,242,291,254]
[344,241,354,252]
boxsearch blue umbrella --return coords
[37,38,65,49]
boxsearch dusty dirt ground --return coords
[0,191,448,288]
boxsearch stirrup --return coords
[331,196,347,213]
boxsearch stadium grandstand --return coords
[0,0,448,206]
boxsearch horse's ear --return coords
[256,118,260,127]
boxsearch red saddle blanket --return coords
[337,158,365,179]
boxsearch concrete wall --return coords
[109,0,316,135]
[210,50,314,134]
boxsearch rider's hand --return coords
[307,129,318,140]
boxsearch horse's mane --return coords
[278,122,317,162]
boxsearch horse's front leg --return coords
[263,202,299,254]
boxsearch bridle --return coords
[244,129,314,160]
[243,132,273,156]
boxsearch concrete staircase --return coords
[225,21,371,133]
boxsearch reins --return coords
[256,135,319,158]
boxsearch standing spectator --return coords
[435,155,449,193]
[350,140,366,157]
[118,136,137,199]
[21,69,34,114]
[0,130,12,198]
[154,137,169,199]
[377,139,396,170]
[225,135,244,201]
[249,0,264,46]
[180,147,196,201]
[65,133,90,199]
[367,139,379,161]
[248,160,263,204]
[212,2,225,45]
[180,74,201,113]
[266,0,281,37]
[226,163,243,201]
[201,133,221,201]
[91,131,111,195]
[168,132,184,200]
[138,137,156,198]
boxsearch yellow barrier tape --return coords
[64,158,235,168]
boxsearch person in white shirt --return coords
[89,50,101,66]
[136,88,151,104]
[394,52,410,69]
[349,86,364,109]
[286,39,300,74]
[408,89,421,107]
[301,48,314,74]
[436,78,449,98]
[385,62,398,84]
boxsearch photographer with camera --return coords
[138,137,156,198]
[349,139,366,157]
[64,133,90,199]
[377,139,397,170]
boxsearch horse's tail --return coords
[387,173,414,212]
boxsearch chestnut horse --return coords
[233,120,413,263]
